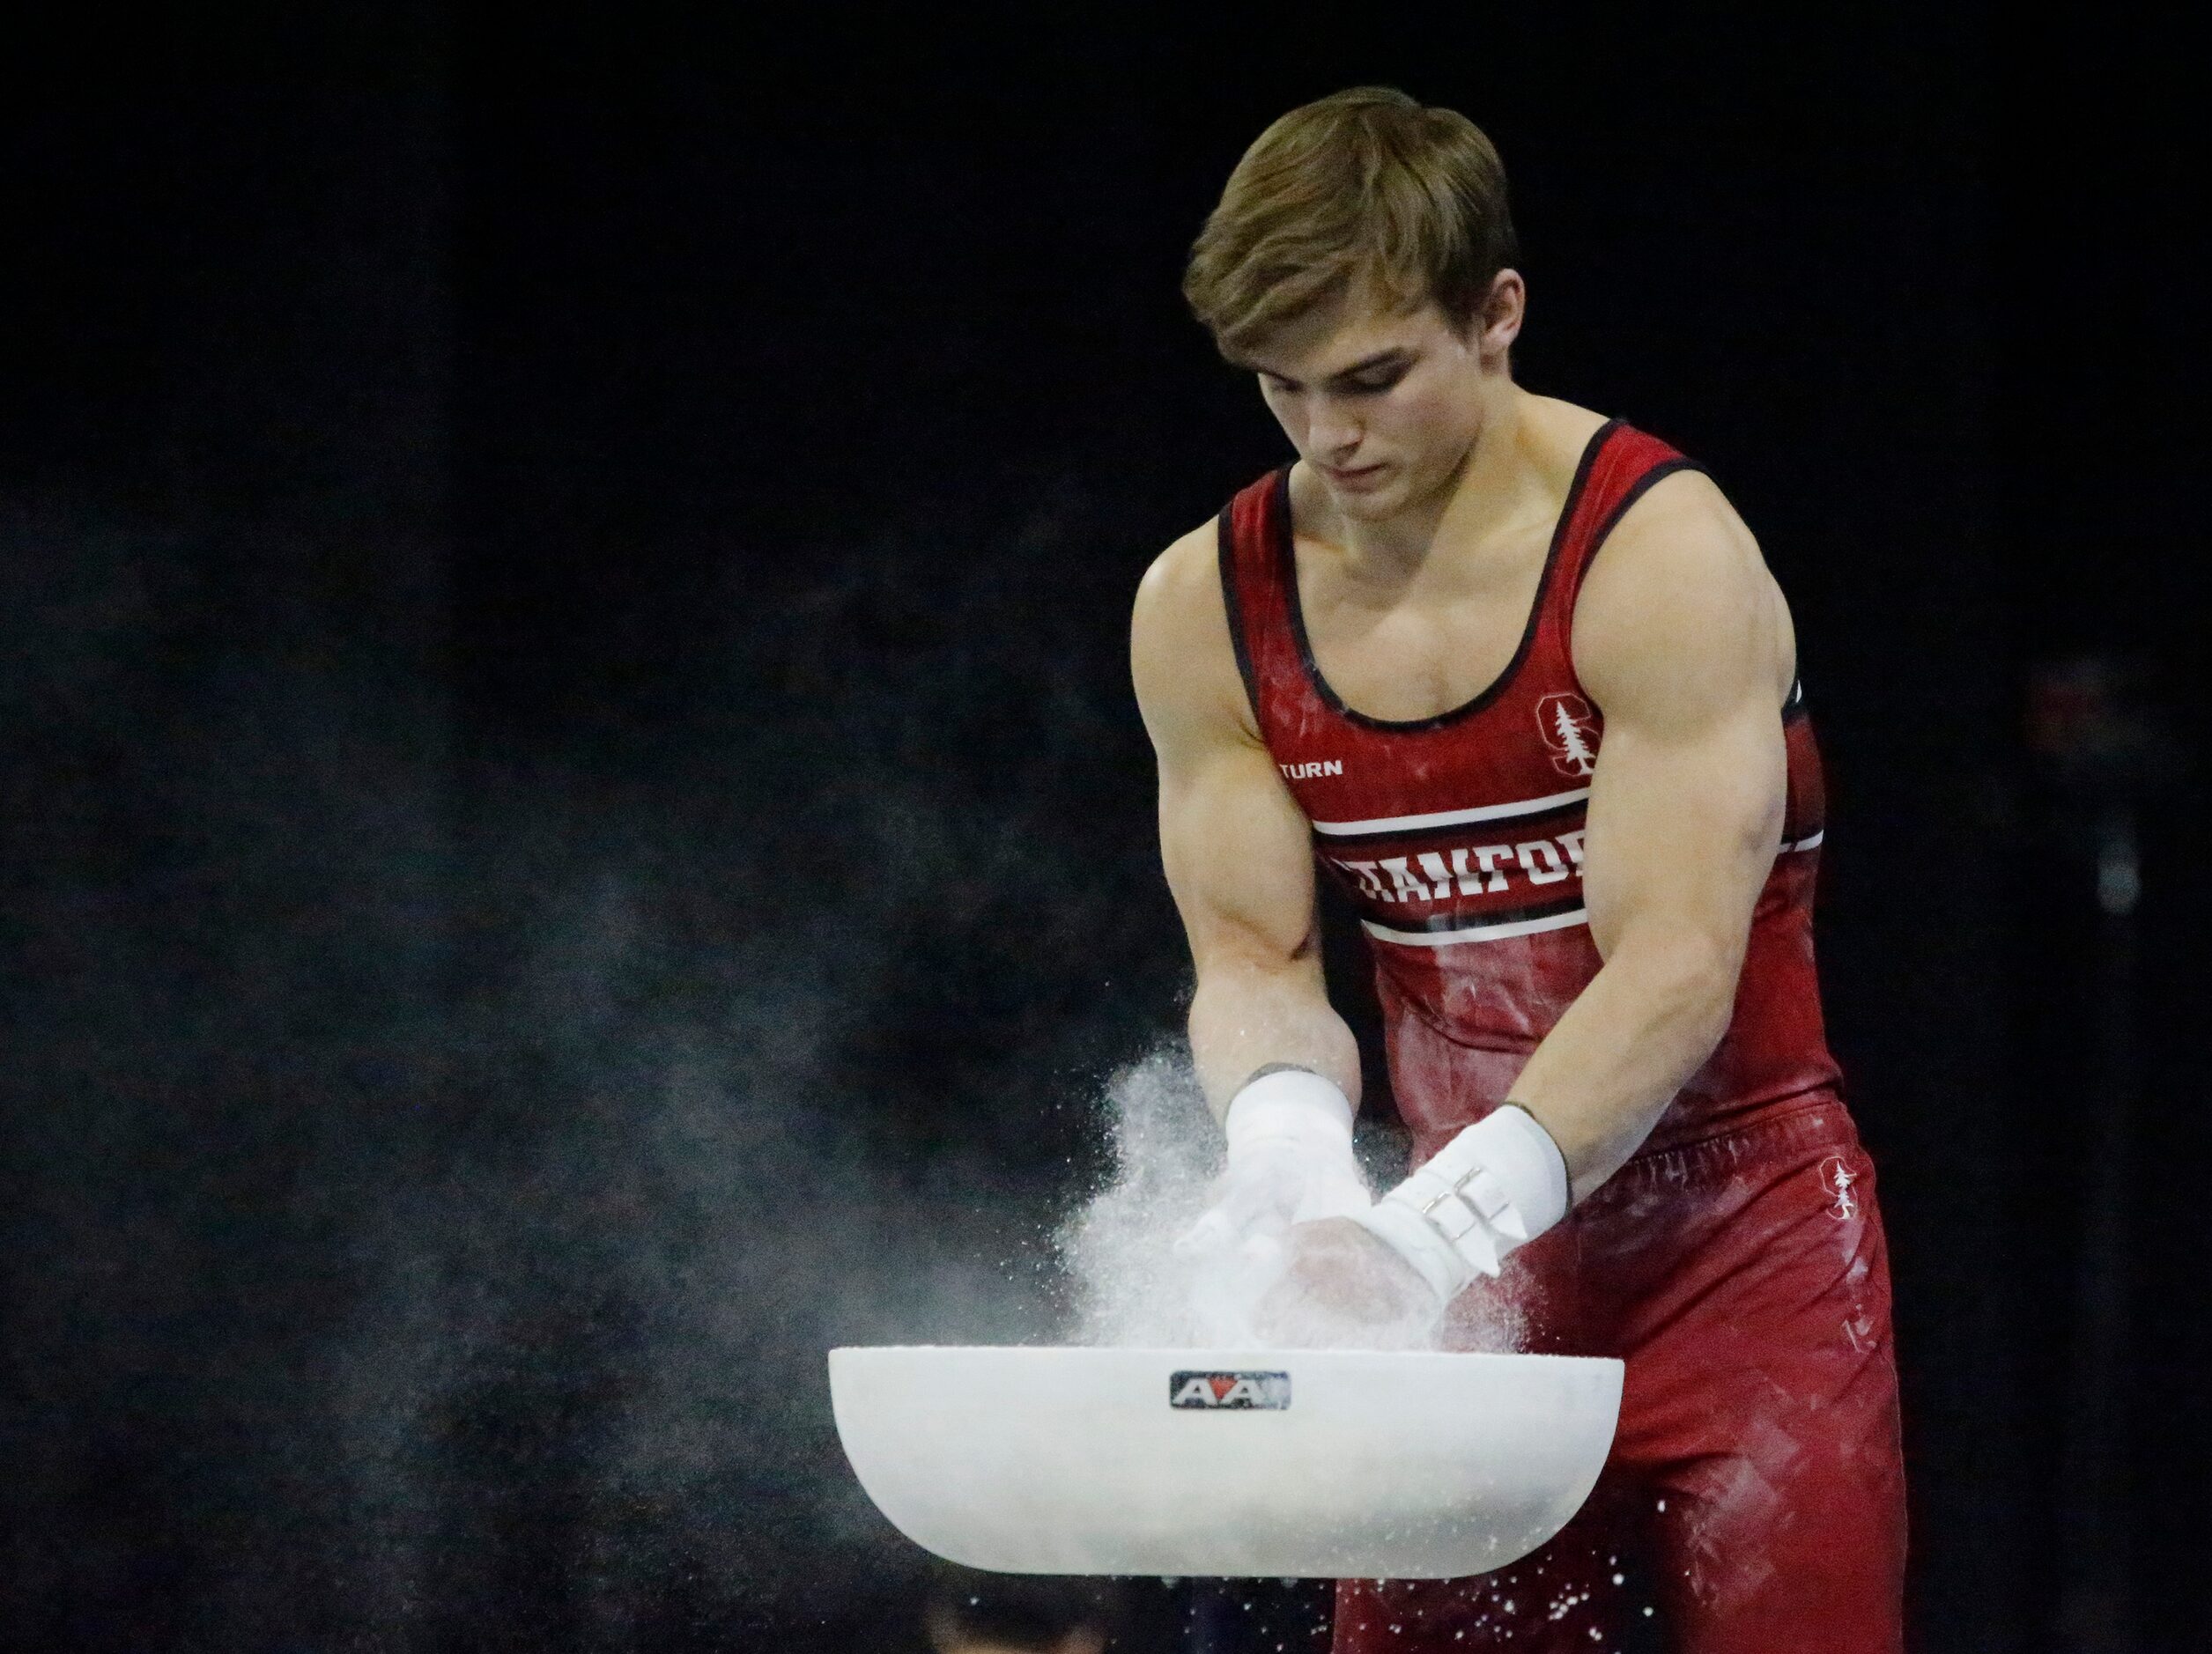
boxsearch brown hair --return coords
[1182,86,1519,360]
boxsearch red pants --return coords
[1335,1097,1906,1653]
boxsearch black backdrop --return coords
[4,5,2204,1650]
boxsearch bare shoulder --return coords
[1520,393,1614,481]
[1132,519,1258,751]
[1572,469,1795,723]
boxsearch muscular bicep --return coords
[1132,528,1321,977]
[1572,476,1792,968]
[1155,729,1321,972]
[1579,692,1785,968]
[1134,527,1361,1113]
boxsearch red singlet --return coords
[1218,418,1837,1162]
[1217,420,1907,1653]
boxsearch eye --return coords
[1343,367,1407,395]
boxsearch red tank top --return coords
[1218,419,1841,1160]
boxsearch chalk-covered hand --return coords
[1177,1069,1372,1260]
[1251,1216,1439,1349]
[1350,1104,1570,1305]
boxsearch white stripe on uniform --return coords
[1362,907,1590,948]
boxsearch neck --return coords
[1327,386,1536,584]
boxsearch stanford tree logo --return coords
[1820,1156,1861,1222]
[1536,692,1602,778]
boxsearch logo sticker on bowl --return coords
[1169,1370,1291,1410]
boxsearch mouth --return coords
[1323,461,1388,490]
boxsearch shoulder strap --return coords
[1555,423,1707,618]
[1217,466,1300,738]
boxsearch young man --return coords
[1130,88,1905,1653]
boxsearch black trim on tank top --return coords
[1307,793,1590,846]
[1565,456,1802,721]
[1214,501,1263,730]
[1565,455,1711,613]
[1277,418,1621,733]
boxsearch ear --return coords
[1477,270,1527,362]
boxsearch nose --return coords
[1308,398,1363,462]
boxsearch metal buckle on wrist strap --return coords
[1416,1164,1484,1235]
[1417,1163,1480,1216]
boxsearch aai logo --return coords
[1168,1370,1291,1410]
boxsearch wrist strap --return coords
[1222,1068,1354,1164]
[1350,1104,1568,1302]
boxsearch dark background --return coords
[4,4,2203,1650]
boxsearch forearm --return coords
[1337,945,1726,1308]
[1187,957,1362,1124]
[1507,934,1739,1201]
[1176,956,1373,1281]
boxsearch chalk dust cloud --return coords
[1,480,1222,1644]
[1058,1041,1528,1355]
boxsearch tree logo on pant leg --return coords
[1820,1155,1861,1221]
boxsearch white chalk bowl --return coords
[828,1346,1622,1579]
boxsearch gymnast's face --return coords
[1246,276,1522,524]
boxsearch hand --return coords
[1248,1216,1442,1350]
[1176,1141,1371,1261]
